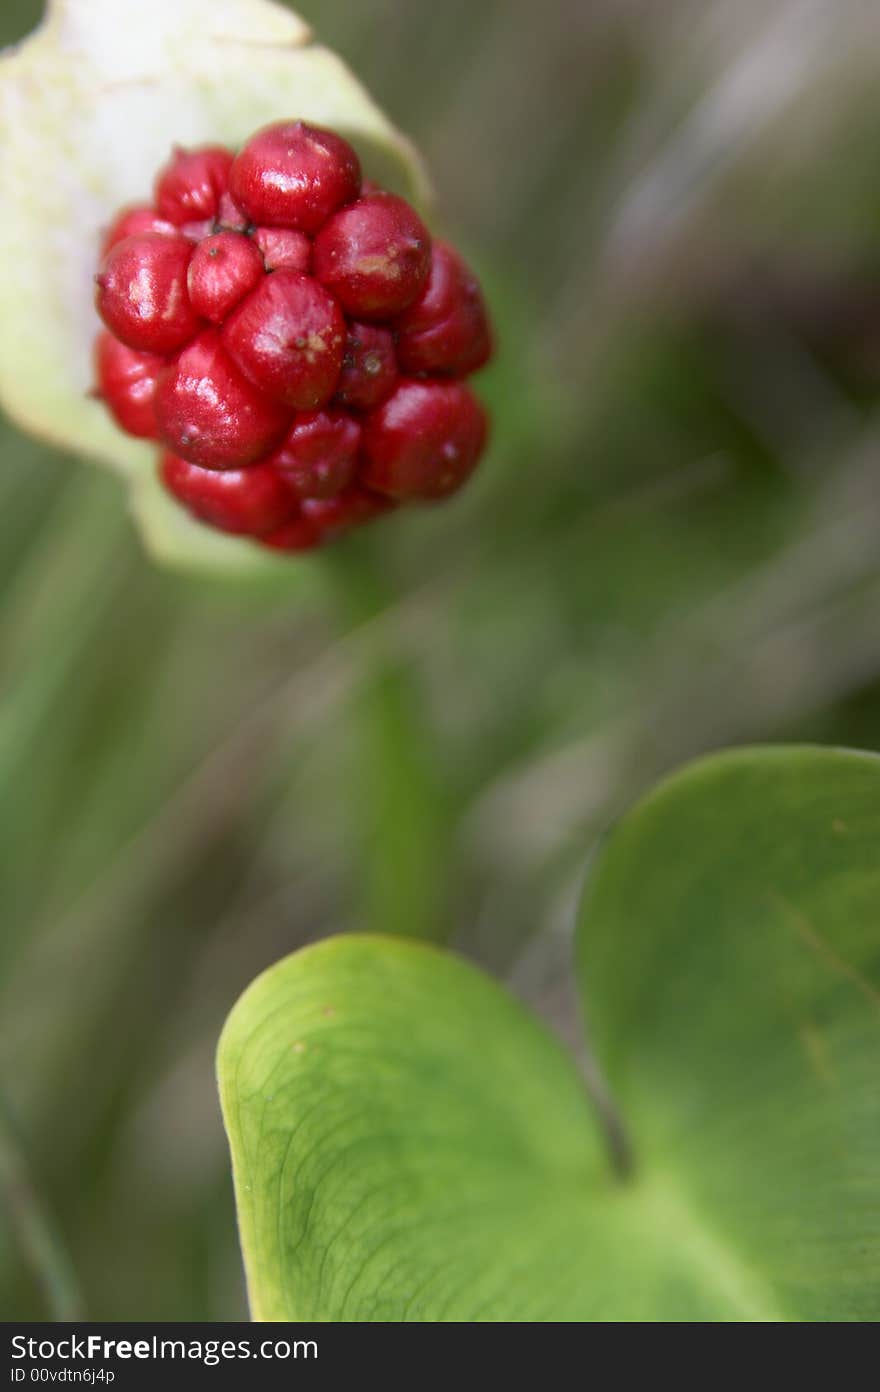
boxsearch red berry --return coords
[222,269,346,409]
[334,321,397,410]
[268,409,360,499]
[361,378,487,501]
[159,452,295,536]
[154,329,290,469]
[262,485,392,551]
[95,232,201,354]
[93,331,163,439]
[187,232,265,323]
[394,241,492,377]
[261,512,324,552]
[312,191,431,319]
[228,121,361,234]
[253,226,311,273]
[179,219,217,243]
[303,485,394,536]
[217,191,249,232]
[155,145,233,225]
[102,204,176,254]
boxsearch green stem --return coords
[324,536,452,944]
[0,1091,83,1319]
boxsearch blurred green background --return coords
[5,0,880,1319]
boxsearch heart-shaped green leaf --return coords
[218,746,880,1320]
[0,0,427,576]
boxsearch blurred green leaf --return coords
[219,746,880,1320]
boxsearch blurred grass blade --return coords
[0,1093,82,1320]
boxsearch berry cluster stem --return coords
[324,539,452,944]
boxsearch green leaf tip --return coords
[217,934,607,1321]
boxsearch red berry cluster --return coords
[93,122,492,551]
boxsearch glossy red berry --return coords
[102,204,176,254]
[303,486,394,536]
[93,331,163,439]
[361,378,487,501]
[268,409,360,499]
[262,486,392,551]
[154,329,289,469]
[394,241,492,377]
[253,226,311,273]
[216,191,249,232]
[95,232,201,354]
[334,321,397,410]
[313,192,431,319]
[187,232,265,323]
[180,219,217,244]
[222,269,346,409]
[228,121,361,234]
[261,512,324,552]
[155,145,234,225]
[159,452,295,536]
